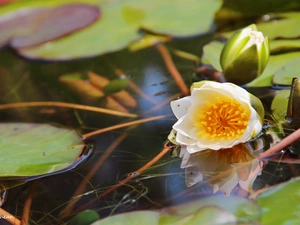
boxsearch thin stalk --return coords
[156,44,189,96]
[0,102,137,118]
[82,115,167,140]
[74,145,171,213]
[0,207,21,225]
[21,180,38,225]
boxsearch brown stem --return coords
[21,180,38,225]
[258,128,300,159]
[82,115,167,140]
[0,207,20,225]
[156,44,189,96]
[0,102,137,118]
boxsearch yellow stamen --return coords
[194,96,250,140]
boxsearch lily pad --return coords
[201,41,224,71]
[271,89,289,122]
[91,195,260,225]
[247,52,300,87]
[257,13,300,40]
[13,0,222,60]
[270,39,300,55]
[0,123,85,177]
[254,177,300,225]
[273,58,300,86]
[0,4,99,49]
[16,0,142,60]
[139,0,222,37]
[68,210,100,225]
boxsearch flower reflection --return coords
[180,143,264,196]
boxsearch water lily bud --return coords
[170,80,264,154]
[220,24,270,85]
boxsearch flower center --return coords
[195,96,251,140]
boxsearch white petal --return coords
[170,97,191,119]
[219,173,239,196]
[185,166,203,187]
[173,115,194,138]
[186,144,207,154]
[177,132,197,145]
[239,160,263,192]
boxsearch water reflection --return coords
[179,142,264,196]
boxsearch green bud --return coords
[220,24,270,85]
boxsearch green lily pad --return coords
[201,41,224,71]
[273,58,300,86]
[222,0,300,15]
[271,89,289,122]
[68,210,100,225]
[247,52,300,87]
[10,0,221,60]
[255,177,300,225]
[270,39,300,54]
[257,13,300,40]
[16,0,142,60]
[140,0,222,37]
[91,195,260,225]
[0,123,85,177]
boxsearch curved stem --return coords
[82,115,167,140]
[21,180,38,225]
[156,44,189,96]
[0,102,137,118]
[258,128,300,160]
[0,207,20,225]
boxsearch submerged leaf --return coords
[0,123,85,177]
[103,79,129,95]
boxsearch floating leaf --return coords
[139,0,222,37]
[13,0,222,60]
[16,0,141,60]
[163,195,261,222]
[254,177,300,225]
[91,211,162,225]
[201,41,224,71]
[270,39,300,54]
[271,89,289,122]
[92,195,260,224]
[257,13,300,39]
[272,58,300,86]
[247,52,300,87]
[0,123,85,177]
[68,210,100,225]
[222,0,300,15]
[0,4,99,49]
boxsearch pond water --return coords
[1,34,300,224]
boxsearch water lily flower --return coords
[170,80,264,154]
[179,143,264,196]
[220,24,269,84]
